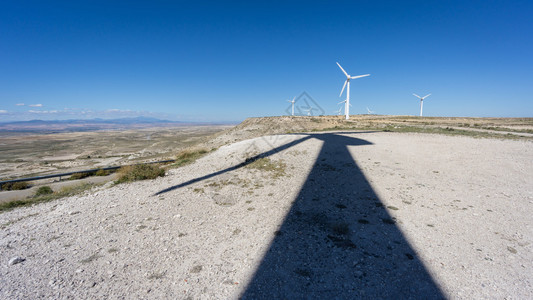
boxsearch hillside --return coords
[1,118,532,298]
[203,115,533,149]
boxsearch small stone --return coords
[8,256,25,266]
[190,265,203,273]
[75,268,83,273]
[69,211,80,215]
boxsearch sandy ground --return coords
[1,131,532,299]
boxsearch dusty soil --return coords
[1,130,531,299]
[0,125,230,180]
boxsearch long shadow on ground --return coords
[155,132,444,298]
[154,135,313,196]
[241,133,444,299]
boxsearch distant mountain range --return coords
[0,117,235,133]
[1,116,177,125]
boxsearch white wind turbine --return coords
[366,107,374,114]
[413,93,431,116]
[338,99,352,112]
[287,97,296,116]
[337,62,370,120]
[302,106,316,116]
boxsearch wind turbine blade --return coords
[338,100,345,105]
[350,74,370,79]
[423,94,431,99]
[339,80,347,97]
[336,62,349,77]
[413,93,421,99]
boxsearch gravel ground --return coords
[1,131,532,299]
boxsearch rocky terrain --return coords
[1,119,532,298]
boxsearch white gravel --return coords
[1,131,532,299]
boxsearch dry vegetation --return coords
[245,157,287,178]
[115,164,166,184]
[1,181,30,191]
[171,148,210,168]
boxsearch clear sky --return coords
[1,0,532,122]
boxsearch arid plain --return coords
[0,125,231,180]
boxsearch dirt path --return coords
[442,126,533,138]
[1,131,532,299]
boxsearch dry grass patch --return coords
[35,186,53,196]
[69,172,95,180]
[171,148,209,168]
[245,157,287,178]
[1,181,31,191]
[115,164,165,184]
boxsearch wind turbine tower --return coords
[413,93,431,116]
[287,97,296,116]
[337,62,370,120]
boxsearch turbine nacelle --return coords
[338,100,352,107]
[413,93,431,100]
[337,62,370,98]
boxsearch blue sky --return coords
[1,0,532,122]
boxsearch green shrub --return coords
[1,181,30,191]
[115,164,165,184]
[35,186,53,196]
